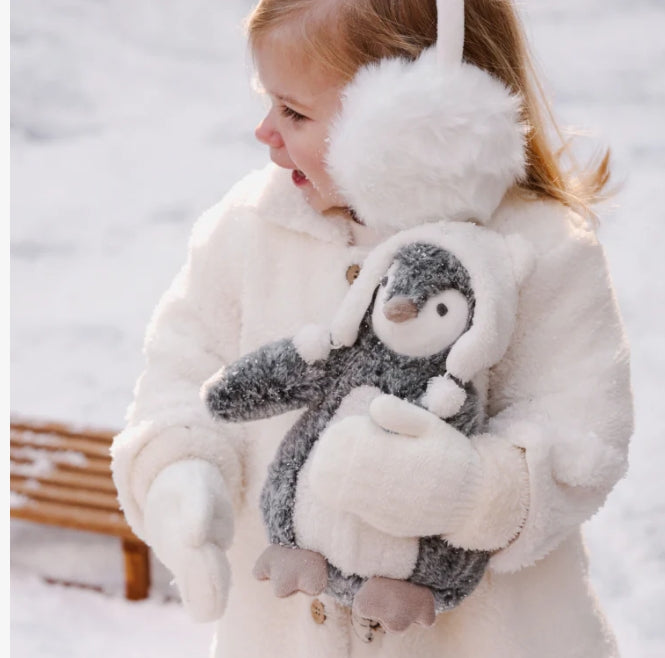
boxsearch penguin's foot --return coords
[252,544,328,597]
[352,577,436,633]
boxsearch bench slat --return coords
[9,464,117,493]
[10,419,116,443]
[10,431,112,460]
[11,476,121,511]
[10,449,113,476]
[11,498,136,540]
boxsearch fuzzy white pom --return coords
[551,433,628,488]
[293,324,332,363]
[327,48,526,231]
[422,375,467,419]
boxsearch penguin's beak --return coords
[383,297,418,323]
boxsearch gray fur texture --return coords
[205,243,490,614]
[389,242,475,316]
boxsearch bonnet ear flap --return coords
[329,243,398,347]
[444,261,515,384]
[442,227,534,384]
[330,221,462,347]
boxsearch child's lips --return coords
[292,169,309,186]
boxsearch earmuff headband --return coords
[437,0,465,67]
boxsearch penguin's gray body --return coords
[206,243,491,613]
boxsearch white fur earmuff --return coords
[326,0,526,231]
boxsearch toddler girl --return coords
[111,1,633,656]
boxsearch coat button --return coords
[310,598,326,625]
[346,264,361,285]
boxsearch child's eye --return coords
[280,105,308,123]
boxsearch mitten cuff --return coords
[111,420,244,541]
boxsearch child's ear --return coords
[330,249,397,348]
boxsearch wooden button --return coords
[351,613,383,643]
[346,264,361,285]
[310,598,326,624]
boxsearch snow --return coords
[9,0,665,656]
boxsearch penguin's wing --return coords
[202,338,329,422]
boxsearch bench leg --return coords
[122,538,151,601]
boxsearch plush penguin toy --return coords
[203,221,533,631]
[204,0,533,634]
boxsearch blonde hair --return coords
[247,0,611,220]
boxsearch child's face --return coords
[254,37,347,213]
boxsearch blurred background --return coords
[9,1,665,656]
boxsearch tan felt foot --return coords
[253,544,328,597]
[353,577,436,633]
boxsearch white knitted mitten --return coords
[310,395,528,550]
[144,459,234,622]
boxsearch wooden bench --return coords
[9,418,151,600]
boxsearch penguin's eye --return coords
[436,303,448,317]
[380,276,388,287]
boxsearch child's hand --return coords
[308,395,527,550]
[144,459,234,622]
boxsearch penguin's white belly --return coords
[292,386,420,579]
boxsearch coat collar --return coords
[249,164,391,247]
[240,163,527,249]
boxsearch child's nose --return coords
[255,114,283,148]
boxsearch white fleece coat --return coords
[112,163,633,658]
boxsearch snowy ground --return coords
[9,1,665,656]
